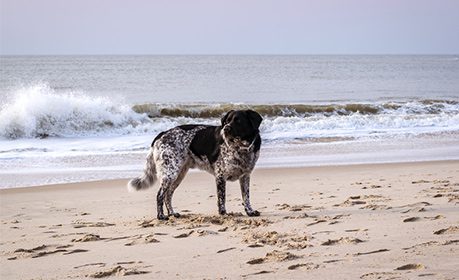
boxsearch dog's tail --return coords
[127,151,157,192]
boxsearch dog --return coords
[128,110,263,220]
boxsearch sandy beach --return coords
[1,160,458,279]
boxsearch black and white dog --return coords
[128,110,263,220]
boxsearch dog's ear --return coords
[221,110,234,126]
[246,110,263,130]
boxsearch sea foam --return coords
[0,84,153,139]
[0,83,458,141]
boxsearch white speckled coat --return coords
[128,110,263,220]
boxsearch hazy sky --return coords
[1,0,458,55]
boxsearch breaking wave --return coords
[133,100,459,118]
[0,83,458,140]
[0,84,153,139]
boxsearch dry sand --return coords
[1,161,458,279]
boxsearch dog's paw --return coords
[170,212,181,218]
[219,210,227,215]
[157,214,169,220]
[246,210,260,217]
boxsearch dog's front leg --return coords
[239,175,260,217]
[216,176,227,215]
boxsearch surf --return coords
[1,83,458,141]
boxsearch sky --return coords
[1,0,458,55]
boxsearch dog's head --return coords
[221,110,262,143]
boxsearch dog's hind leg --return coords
[239,175,260,217]
[164,166,189,218]
[156,172,181,220]
[156,154,188,220]
[156,185,168,220]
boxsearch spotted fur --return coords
[128,110,262,220]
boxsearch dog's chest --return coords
[215,145,258,181]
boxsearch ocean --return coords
[1,55,458,188]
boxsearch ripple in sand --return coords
[242,231,312,249]
[72,221,115,228]
[72,234,102,242]
[276,203,312,212]
[247,250,300,265]
[287,262,320,270]
[124,234,160,246]
[403,217,421,222]
[216,247,236,254]
[138,213,271,231]
[241,270,274,277]
[8,244,88,260]
[173,230,194,239]
[88,265,150,278]
[360,272,400,279]
[395,263,425,270]
[335,195,390,207]
[354,249,390,256]
[74,263,106,269]
[434,226,459,235]
[321,237,365,246]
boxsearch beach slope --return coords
[1,161,458,279]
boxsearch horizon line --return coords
[1,53,458,56]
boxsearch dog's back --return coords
[128,110,263,220]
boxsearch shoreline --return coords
[1,160,458,279]
[2,134,459,188]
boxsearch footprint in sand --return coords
[345,229,368,233]
[402,240,459,253]
[412,180,431,184]
[196,229,218,236]
[74,263,106,269]
[321,237,365,246]
[139,213,271,231]
[360,204,391,210]
[275,203,312,212]
[304,214,349,226]
[395,263,425,270]
[173,230,195,239]
[403,217,421,222]
[418,180,458,200]
[246,250,300,265]
[354,249,390,256]
[72,221,115,228]
[63,249,89,255]
[404,215,444,222]
[241,270,274,277]
[72,234,103,242]
[7,244,88,260]
[433,226,459,235]
[216,247,236,254]
[446,193,459,203]
[401,207,427,213]
[242,231,312,249]
[398,202,432,208]
[88,265,150,278]
[360,272,400,279]
[339,195,391,207]
[75,212,90,216]
[287,262,320,270]
[361,184,386,189]
[397,202,432,214]
[124,234,160,246]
